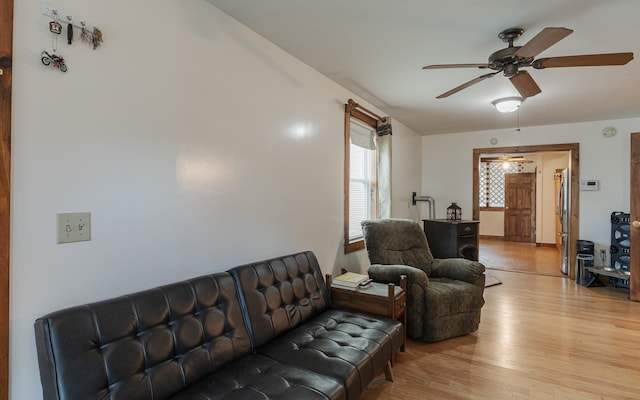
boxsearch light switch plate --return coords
[57,212,91,244]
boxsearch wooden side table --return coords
[326,271,407,352]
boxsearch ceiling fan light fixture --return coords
[492,96,523,113]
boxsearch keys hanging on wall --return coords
[42,5,104,50]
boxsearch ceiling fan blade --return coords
[514,27,573,58]
[534,52,634,68]
[436,72,500,99]
[510,71,541,98]
[423,63,489,69]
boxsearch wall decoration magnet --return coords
[49,20,62,34]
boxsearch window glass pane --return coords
[350,143,366,179]
[349,181,368,239]
[349,143,372,241]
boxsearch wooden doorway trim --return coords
[473,143,580,278]
[0,0,12,397]
[630,133,639,301]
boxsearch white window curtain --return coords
[376,118,392,219]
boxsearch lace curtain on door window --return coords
[479,162,523,207]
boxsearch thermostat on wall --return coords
[580,179,599,191]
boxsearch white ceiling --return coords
[206,0,640,135]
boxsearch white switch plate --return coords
[57,212,91,244]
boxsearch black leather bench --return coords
[35,251,404,400]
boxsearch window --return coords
[479,161,523,208]
[344,102,378,253]
[348,122,377,242]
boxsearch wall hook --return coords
[42,5,102,46]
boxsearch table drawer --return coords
[457,223,477,236]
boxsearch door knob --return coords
[633,220,640,228]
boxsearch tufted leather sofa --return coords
[35,251,404,400]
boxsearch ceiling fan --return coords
[423,27,634,99]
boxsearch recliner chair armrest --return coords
[430,258,485,285]
[367,264,429,287]
[367,264,429,340]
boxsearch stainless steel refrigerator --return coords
[557,169,570,274]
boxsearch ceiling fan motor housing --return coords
[489,46,533,78]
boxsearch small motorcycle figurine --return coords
[41,50,68,72]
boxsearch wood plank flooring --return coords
[361,244,639,399]
[479,238,563,276]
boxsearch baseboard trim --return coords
[479,235,504,241]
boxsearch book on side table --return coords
[331,271,372,290]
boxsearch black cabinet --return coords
[422,219,479,261]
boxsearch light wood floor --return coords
[362,271,640,399]
[479,238,563,276]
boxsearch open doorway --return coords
[473,143,580,277]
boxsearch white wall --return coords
[10,1,421,398]
[422,118,639,262]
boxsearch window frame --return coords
[344,103,378,253]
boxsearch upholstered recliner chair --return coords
[361,218,485,342]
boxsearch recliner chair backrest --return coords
[361,219,435,275]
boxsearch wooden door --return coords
[631,132,639,301]
[504,173,536,242]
